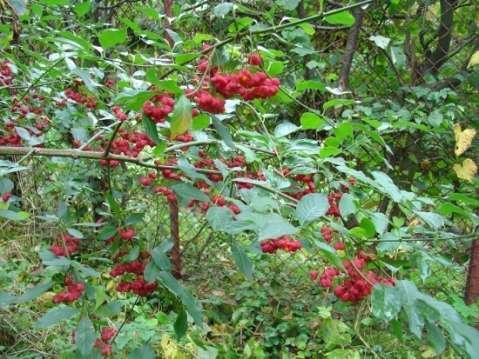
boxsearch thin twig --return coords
[103,122,122,158]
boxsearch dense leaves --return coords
[0,0,478,358]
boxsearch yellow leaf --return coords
[453,158,477,182]
[467,50,479,69]
[453,124,476,156]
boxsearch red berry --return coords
[247,53,263,66]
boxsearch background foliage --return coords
[0,0,478,358]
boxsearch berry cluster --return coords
[109,129,155,158]
[0,61,13,86]
[53,276,85,303]
[154,186,177,203]
[110,260,145,277]
[94,327,116,357]
[64,88,97,109]
[326,191,342,217]
[116,277,157,296]
[1,192,11,202]
[50,233,81,257]
[247,53,262,66]
[291,174,316,200]
[312,252,395,302]
[260,236,302,254]
[112,105,128,121]
[156,157,182,181]
[138,171,157,187]
[0,130,21,146]
[174,133,194,142]
[235,170,265,189]
[320,226,345,250]
[98,130,154,168]
[188,52,279,115]
[117,227,136,241]
[211,195,241,215]
[320,226,333,242]
[193,154,223,182]
[211,69,280,101]
[142,94,175,123]
[189,90,225,114]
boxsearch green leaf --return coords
[371,285,402,321]
[174,53,199,66]
[425,321,446,354]
[266,61,285,76]
[316,242,343,269]
[370,212,388,235]
[170,95,192,138]
[40,0,69,5]
[300,112,326,130]
[106,191,121,217]
[372,280,479,358]
[213,2,234,17]
[338,193,356,218]
[171,182,210,203]
[67,228,83,239]
[296,193,329,224]
[98,28,127,48]
[0,209,29,221]
[143,117,161,145]
[128,344,156,359]
[192,114,211,130]
[151,246,172,271]
[296,80,325,92]
[274,122,299,137]
[36,306,79,328]
[335,122,353,140]
[94,287,108,310]
[123,246,140,262]
[75,316,96,356]
[174,309,188,339]
[206,206,234,232]
[74,2,91,17]
[323,98,355,111]
[118,91,152,112]
[96,300,123,318]
[231,243,253,279]
[144,261,161,282]
[98,224,117,241]
[125,212,144,225]
[257,213,296,240]
[276,0,300,10]
[415,211,445,229]
[157,271,203,326]
[0,292,16,308]
[324,11,355,26]
[212,117,235,149]
[16,281,52,304]
[320,146,341,158]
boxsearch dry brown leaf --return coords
[454,124,476,156]
[467,50,479,69]
[453,158,477,182]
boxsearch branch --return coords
[103,122,122,158]
[0,146,221,174]
[419,0,459,77]
[338,6,366,91]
